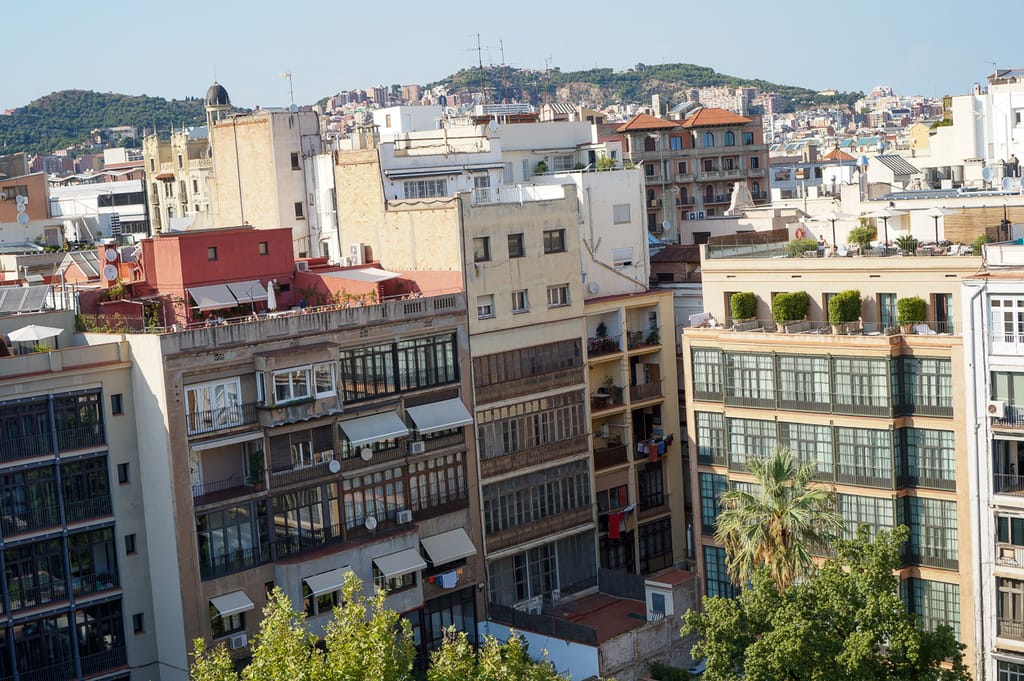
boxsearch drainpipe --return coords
[964,278,988,680]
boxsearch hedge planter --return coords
[897,295,926,333]
[771,291,810,332]
[828,289,862,335]
[730,292,757,324]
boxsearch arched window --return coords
[704,132,714,148]
[752,181,761,198]
[679,187,689,203]
[644,136,656,152]
[647,189,655,202]
[704,185,715,202]
[724,131,735,146]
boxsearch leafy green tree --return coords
[681,526,969,681]
[429,629,565,681]
[244,589,324,681]
[715,446,843,592]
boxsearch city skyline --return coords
[4,1,1021,114]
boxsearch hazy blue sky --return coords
[4,1,1021,112]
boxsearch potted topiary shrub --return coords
[772,291,811,332]
[247,449,265,491]
[828,289,862,335]
[897,295,927,333]
[730,291,757,327]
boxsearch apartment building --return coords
[0,311,160,681]
[682,242,983,673]
[964,243,1024,680]
[617,108,769,244]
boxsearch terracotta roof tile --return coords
[821,148,856,161]
[680,107,752,128]
[615,113,679,133]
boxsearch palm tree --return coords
[715,446,843,592]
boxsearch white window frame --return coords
[612,204,631,224]
[313,362,336,398]
[477,294,495,319]
[512,289,529,314]
[185,377,242,434]
[272,366,312,404]
[546,284,570,308]
[612,247,634,268]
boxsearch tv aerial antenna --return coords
[281,71,295,110]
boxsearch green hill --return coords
[431,62,860,112]
[0,90,210,156]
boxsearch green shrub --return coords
[772,291,810,323]
[973,233,993,253]
[533,160,548,175]
[828,290,862,324]
[896,296,927,324]
[785,238,819,257]
[848,221,876,250]
[596,155,615,171]
[730,291,757,320]
[649,661,690,681]
[895,233,919,252]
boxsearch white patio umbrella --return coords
[8,324,62,343]
[266,282,277,311]
[807,209,857,249]
[922,207,960,244]
[867,208,907,247]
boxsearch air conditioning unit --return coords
[688,212,697,221]
[228,633,248,649]
[989,400,1007,418]
[698,211,706,219]
[408,440,426,455]
[295,261,309,272]
[396,509,413,525]
[349,242,366,266]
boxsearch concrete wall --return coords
[478,620,599,680]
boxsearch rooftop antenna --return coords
[465,34,494,105]
[281,71,295,109]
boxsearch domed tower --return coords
[205,81,231,128]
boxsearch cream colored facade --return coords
[142,128,213,233]
[683,249,984,674]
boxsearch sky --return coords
[4,1,1023,113]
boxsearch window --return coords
[999,660,1024,680]
[678,160,688,174]
[645,163,655,177]
[879,293,897,330]
[727,418,776,469]
[833,357,890,415]
[342,465,406,529]
[724,131,735,146]
[904,578,960,636]
[291,152,300,170]
[612,247,634,268]
[197,502,268,578]
[408,452,467,512]
[193,179,199,193]
[177,154,183,169]
[258,241,269,256]
[483,461,591,534]
[612,204,631,224]
[403,179,447,199]
[185,377,242,433]
[704,132,714,147]
[133,613,144,634]
[294,201,304,219]
[838,493,894,539]
[638,518,673,574]
[999,514,1024,546]
[302,583,340,616]
[210,605,245,638]
[476,391,586,458]
[110,394,123,415]
[507,233,525,258]
[743,131,755,145]
[780,421,833,474]
[724,352,775,407]
[750,156,760,169]
[396,333,458,390]
[898,427,955,488]
[472,236,490,262]
[543,229,566,254]
[512,289,529,313]
[476,294,494,319]
[695,412,726,464]
[117,463,129,484]
[992,296,1024,351]
[776,355,829,408]
[836,426,892,487]
[270,363,335,404]
[551,154,575,172]
[692,348,723,400]
[704,545,739,598]
[374,565,416,593]
[546,284,570,308]
[125,533,137,554]
[340,342,397,401]
[670,136,682,151]
[472,339,582,388]
[207,246,218,261]
[899,496,958,568]
[699,473,727,534]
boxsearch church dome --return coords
[205,82,230,108]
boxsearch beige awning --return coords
[303,566,351,596]
[209,590,255,617]
[339,411,409,446]
[190,431,263,451]
[373,548,427,578]
[405,398,473,435]
[187,284,236,311]
[421,528,477,566]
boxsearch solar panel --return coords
[0,289,26,313]
[19,286,50,312]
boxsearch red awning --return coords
[155,172,174,180]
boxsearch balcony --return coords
[835,469,894,490]
[626,328,661,351]
[994,473,1024,496]
[474,366,584,405]
[996,542,1024,568]
[594,443,629,470]
[258,394,342,429]
[591,387,625,412]
[998,619,1024,641]
[479,434,589,479]
[486,505,593,552]
[186,402,259,437]
[638,493,669,519]
[200,543,271,580]
[902,549,957,571]
[629,381,663,403]
[588,334,622,357]
[993,405,1024,431]
[80,645,128,677]
[192,475,254,503]
[56,424,105,452]
[647,199,663,209]
[675,197,695,207]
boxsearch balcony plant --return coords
[896,295,927,333]
[785,238,818,258]
[828,289,862,335]
[771,291,810,332]
[247,449,265,490]
[895,233,919,255]
[645,328,660,345]
[848,220,876,253]
[730,291,757,322]
[533,160,548,175]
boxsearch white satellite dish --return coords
[364,516,378,531]
[15,194,26,206]
[359,447,373,461]
[1003,176,1016,191]
[289,103,298,113]
[982,167,993,182]
[487,119,499,133]
[0,192,7,201]
[103,264,118,281]
[587,281,600,294]
[662,220,671,231]
[328,459,341,474]
[16,213,29,226]
[105,248,119,262]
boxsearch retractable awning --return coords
[303,566,351,596]
[338,411,409,447]
[187,284,236,311]
[320,268,402,283]
[227,280,269,303]
[405,398,473,435]
[209,590,255,617]
[190,431,264,452]
[420,528,477,566]
[373,548,427,578]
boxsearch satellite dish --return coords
[328,459,341,474]
[16,213,29,226]
[289,103,298,113]
[662,220,671,231]
[982,167,993,182]
[359,447,373,461]
[587,281,600,294]
[364,516,378,531]
[15,194,26,206]
[0,192,7,201]
[487,119,499,133]
[105,248,119,262]
[1003,176,1015,191]
[103,264,118,281]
